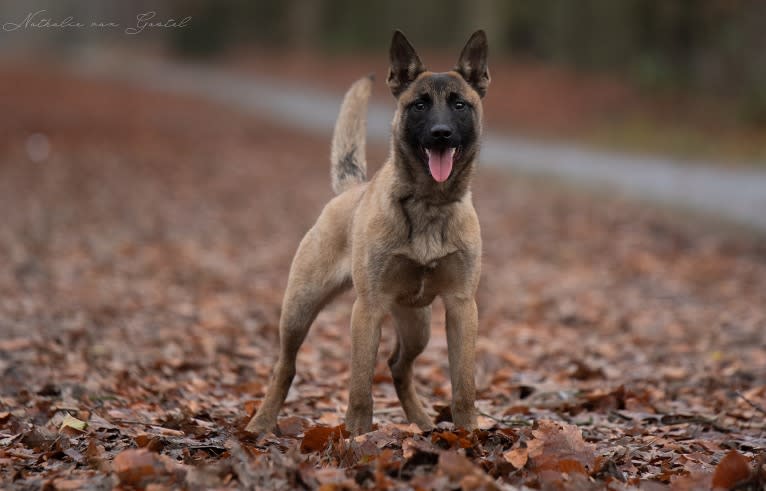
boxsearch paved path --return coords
[72,52,766,232]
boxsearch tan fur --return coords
[247,31,488,436]
[330,75,372,195]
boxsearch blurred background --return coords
[2,0,766,161]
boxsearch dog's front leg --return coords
[345,298,385,435]
[444,296,478,430]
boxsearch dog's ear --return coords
[455,30,490,98]
[387,30,425,98]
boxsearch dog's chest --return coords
[365,194,474,307]
[382,211,467,307]
[381,251,465,308]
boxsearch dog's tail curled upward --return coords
[330,75,373,195]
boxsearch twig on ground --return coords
[111,419,153,425]
[736,391,766,416]
[478,411,533,427]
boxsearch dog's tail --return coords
[331,75,373,195]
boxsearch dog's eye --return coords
[454,100,466,110]
[413,101,427,112]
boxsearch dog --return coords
[246,30,489,436]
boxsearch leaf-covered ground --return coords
[1,65,765,490]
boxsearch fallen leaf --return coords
[85,438,106,470]
[439,451,499,490]
[503,447,528,469]
[20,428,57,451]
[300,425,348,453]
[318,412,343,426]
[278,416,309,437]
[153,426,185,437]
[50,479,90,490]
[112,448,173,487]
[711,450,751,490]
[314,467,355,488]
[402,436,439,460]
[243,400,260,417]
[135,433,165,452]
[0,338,34,351]
[402,438,417,460]
[63,447,85,464]
[527,420,596,474]
[59,413,88,434]
[388,422,421,434]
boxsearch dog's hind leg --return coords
[246,227,350,435]
[388,305,434,430]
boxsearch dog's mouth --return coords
[422,146,460,183]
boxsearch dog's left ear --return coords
[455,30,490,98]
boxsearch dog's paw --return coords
[414,419,435,432]
[345,421,372,436]
[244,415,276,436]
[344,410,373,436]
[450,404,478,431]
[406,411,435,431]
[451,412,478,431]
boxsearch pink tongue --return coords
[427,148,455,182]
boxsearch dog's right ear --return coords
[387,30,425,98]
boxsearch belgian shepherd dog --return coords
[247,30,490,436]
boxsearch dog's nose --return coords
[430,124,453,140]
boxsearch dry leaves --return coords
[527,421,595,475]
[112,448,179,487]
[300,425,349,453]
[0,62,765,489]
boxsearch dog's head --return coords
[388,30,489,186]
